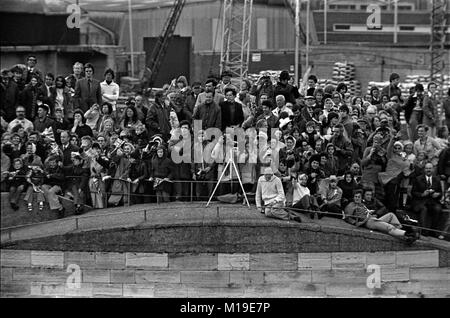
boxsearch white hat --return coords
[263,167,274,175]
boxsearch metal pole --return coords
[393,0,398,44]
[324,0,327,45]
[294,0,300,86]
[128,0,135,77]
[306,0,310,71]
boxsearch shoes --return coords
[291,216,302,223]
[317,212,324,220]
[74,205,84,215]
[38,202,44,211]
[309,213,315,220]
[57,207,65,219]
[27,203,33,212]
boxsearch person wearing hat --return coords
[256,166,290,220]
[0,68,20,122]
[381,72,403,104]
[273,70,300,105]
[318,175,343,219]
[33,103,54,133]
[300,95,317,123]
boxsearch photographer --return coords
[250,72,274,105]
[404,83,425,141]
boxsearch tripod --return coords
[206,148,250,207]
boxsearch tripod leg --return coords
[206,161,231,207]
[230,161,250,207]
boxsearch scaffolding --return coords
[219,0,254,79]
[430,0,448,96]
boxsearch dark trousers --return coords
[174,180,191,201]
[9,185,25,205]
[413,200,443,237]
[320,203,343,219]
[384,179,401,212]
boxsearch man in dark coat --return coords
[411,163,443,237]
[220,87,244,131]
[273,70,300,105]
[146,91,171,140]
[0,69,20,122]
[192,90,222,130]
[73,63,102,113]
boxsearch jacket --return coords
[44,166,65,188]
[220,100,244,131]
[145,101,171,139]
[273,82,300,104]
[192,101,222,130]
[0,80,20,121]
[73,78,102,113]
[411,174,442,203]
[344,202,371,227]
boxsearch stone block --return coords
[186,285,244,298]
[0,249,31,267]
[30,282,65,296]
[153,283,189,298]
[1,268,13,283]
[396,250,439,268]
[381,267,410,282]
[168,253,217,270]
[123,284,155,298]
[64,283,93,297]
[180,271,230,287]
[410,267,450,281]
[0,283,30,297]
[263,271,312,283]
[420,281,450,296]
[325,283,371,297]
[13,267,68,283]
[249,253,297,271]
[64,251,96,268]
[82,269,110,283]
[229,271,265,286]
[365,252,396,268]
[92,283,123,297]
[125,253,168,269]
[218,253,250,271]
[76,211,144,231]
[31,251,64,268]
[331,252,366,270]
[110,270,136,284]
[311,269,368,284]
[95,252,126,269]
[135,270,181,284]
[298,253,331,270]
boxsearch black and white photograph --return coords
[0,0,449,303]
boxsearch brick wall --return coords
[1,249,449,297]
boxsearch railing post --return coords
[190,181,193,202]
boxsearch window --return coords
[360,5,367,10]
[334,24,351,30]
[399,25,415,31]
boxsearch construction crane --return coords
[429,0,448,98]
[219,0,254,80]
[143,0,186,91]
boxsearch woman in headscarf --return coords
[150,145,174,203]
[379,133,412,212]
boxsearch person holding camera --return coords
[411,162,443,237]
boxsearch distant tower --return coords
[219,0,254,80]
[430,0,448,97]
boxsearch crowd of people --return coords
[1,55,449,242]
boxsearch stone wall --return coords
[1,249,449,297]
